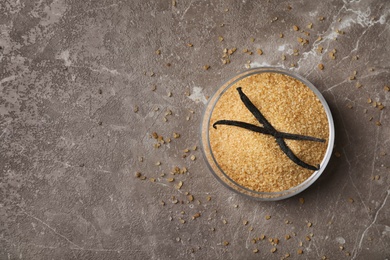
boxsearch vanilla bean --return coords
[213,120,325,142]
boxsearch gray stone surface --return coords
[1,0,389,259]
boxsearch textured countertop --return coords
[1,0,389,259]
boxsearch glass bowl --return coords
[200,67,335,201]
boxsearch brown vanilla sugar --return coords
[209,72,329,192]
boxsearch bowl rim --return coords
[200,67,335,201]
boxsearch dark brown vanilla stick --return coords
[213,120,325,142]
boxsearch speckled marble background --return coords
[1,0,389,259]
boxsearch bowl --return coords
[200,67,335,201]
